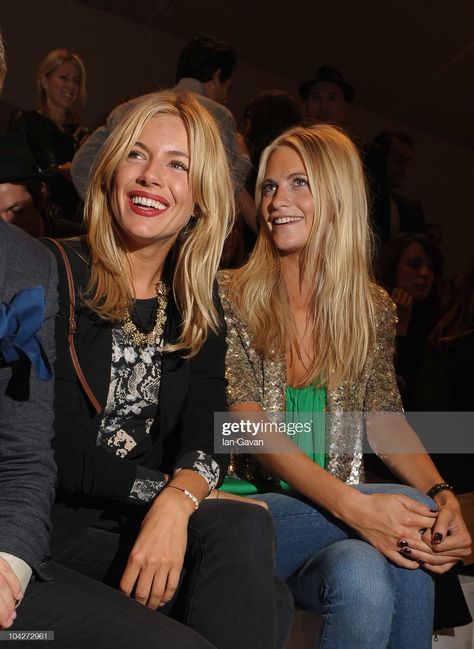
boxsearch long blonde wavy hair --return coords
[230,124,377,388]
[84,90,234,356]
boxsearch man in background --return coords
[367,131,425,244]
[298,65,354,125]
[71,34,256,232]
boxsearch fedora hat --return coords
[0,133,44,183]
[298,65,355,103]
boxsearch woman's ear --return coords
[39,74,49,93]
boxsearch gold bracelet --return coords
[167,485,200,510]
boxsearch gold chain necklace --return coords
[121,281,168,346]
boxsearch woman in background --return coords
[376,232,443,408]
[9,49,89,220]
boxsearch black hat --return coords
[0,133,43,183]
[298,65,355,103]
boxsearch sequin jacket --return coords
[218,272,403,485]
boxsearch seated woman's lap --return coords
[252,483,435,579]
[52,500,293,649]
[252,485,435,648]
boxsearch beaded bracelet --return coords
[167,485,200,510]
[426,482,455,500]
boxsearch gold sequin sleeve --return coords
[217,272,263,407]
[364,286,403,413]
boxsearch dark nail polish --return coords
[433,532,443,544]
[398,539,409,548]
[401,547,412,555]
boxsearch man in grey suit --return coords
[0,217,57,628]
[0,32,214,648]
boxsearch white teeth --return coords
[131,196,167,209]
[273,216,303,225]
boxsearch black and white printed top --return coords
[46,237,228,521]
[97,298,220,503]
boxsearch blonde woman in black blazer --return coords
[43,91,292,649]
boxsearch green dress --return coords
[221,385,326,495]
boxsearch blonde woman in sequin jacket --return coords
[217,124,471,649]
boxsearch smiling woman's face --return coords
[42,61,81,112]
[112,114,194,253]
[259,145,314,257]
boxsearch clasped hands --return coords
[350,492,472,574]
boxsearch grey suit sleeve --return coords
[0,242,58,576]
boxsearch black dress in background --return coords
[8,109,89,220]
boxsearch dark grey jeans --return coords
[52,500,293,649]
[11,561,215,649]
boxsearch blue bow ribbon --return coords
[0,286,52,381]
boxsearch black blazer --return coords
[42,238,228,527]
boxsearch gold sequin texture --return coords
[218,273,403,486]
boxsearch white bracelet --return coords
[167,485,200,510]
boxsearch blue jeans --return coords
[254,484,435,649]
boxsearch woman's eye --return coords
[127,149,144,160]
[294,177,308,187]
[262,182,276,195]
[170,160,188,172]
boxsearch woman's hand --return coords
[344,491,438,569]
[119,488,194,609]
[206,490,269,510]
[391,288,413,336]
[407,492,472,574]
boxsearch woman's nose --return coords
[137,162,163,187]
[269,186,289,210]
